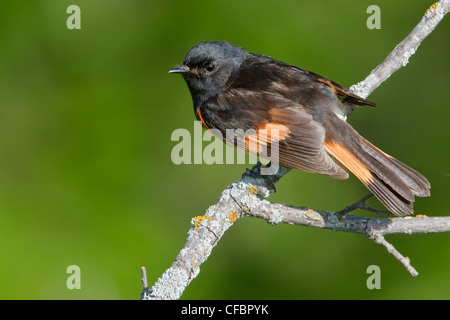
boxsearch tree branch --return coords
[350,0,450,99]
[142,1,450,300]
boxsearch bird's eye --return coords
[205,63,216,73]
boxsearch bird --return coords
[169,41,430,216]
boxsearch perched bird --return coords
[169,41,430,216]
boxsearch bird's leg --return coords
[242,162,291,195]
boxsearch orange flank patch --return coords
[195,107,209,130]
[245,122,291,154]
[323,139,374,184]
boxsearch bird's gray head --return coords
[169,41,248,106]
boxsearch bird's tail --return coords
[323,117,430,216]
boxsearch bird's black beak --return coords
[168,65,190,74]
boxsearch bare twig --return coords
[143,1,450,300]
[140,266,151,300]
[371,234,418,276]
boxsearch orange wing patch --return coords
[245,122,291,154]
[317,78,338,95]
[323,139,374,184]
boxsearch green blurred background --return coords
[0,0,448,299]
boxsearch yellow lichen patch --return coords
[228,211,240,224]
[425,2,439,15]
[192,215,212,230]
[248,185,258,195]
[415,214,427,218]
[305,209,323,221]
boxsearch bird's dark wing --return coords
[198,89,349,179]
[306,71,376,107]
[232,53,376,109]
